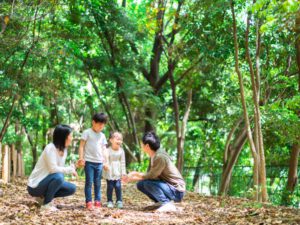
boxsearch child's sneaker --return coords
[107,201,114,208]
[86,201,93,210]
[116,201,123,209]
[94,201,102,208]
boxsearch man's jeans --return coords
[84,161,103,203]
[137,179,184,204]
[27,173,76,205]
[106,179,122,202]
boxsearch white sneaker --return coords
[156,202,177,212]
[107,201,114,208]
[116,201,123,209]
[40,202,59,212]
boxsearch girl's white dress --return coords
[103,147,126,180]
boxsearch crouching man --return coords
[123,131,185,212]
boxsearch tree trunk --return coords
[144,108,155,132]
[287,144,300,190]
[122,0,126,8]
[20,103,38,168]
[192,157,202,191]
[282,11,300,205]
[168,64,181,167]
[17,151,25,177]
[231,0,262,201]
[223,117,243,164]
[1,145,10,183]
[296,9,300,92]
[281,144,300,205]
[143,0,180,132]
[116,79,140,161]
[245,8,268,202]
[177,90,192,173]
[14,121,25,177]
[0,95,18,142]
[11,144,17,179]
[219,127,247,195]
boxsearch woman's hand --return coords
[72,170,78,179]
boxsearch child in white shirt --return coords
[103,131,126,208]
[78,113,108,210]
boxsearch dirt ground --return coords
[0,178,299,225]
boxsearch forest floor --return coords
[0,178,299,225]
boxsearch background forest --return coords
[0,0,299,207]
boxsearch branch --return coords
[175,56,203,85]
[224,116,243,163]
[20,102,34,147]
[155,64,175,92]
[180,89,192,139]
[0,95,18,142]
[168,0,184,47]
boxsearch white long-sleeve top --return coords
[102,147,126,180]
[27,143,75,188]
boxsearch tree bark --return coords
[143,0,185,132]
[245,7,268,202]
[281,9,300,205]
[20,103,38,169]
[223,117,243,165]
[282,144,300,205]
[1,145,10,183]
[219,127,247,195]
[177,90,192,173]
[122,0,126,8]
[11,144,17,179]
[0,95,18,142]
[296,9,300,92]
[231,0,261,201]
[192,157,202,190]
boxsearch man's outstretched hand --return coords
[122,171,144,183]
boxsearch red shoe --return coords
[94,201,102,208]
[86,201,93,210]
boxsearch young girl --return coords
[103,131,126,208]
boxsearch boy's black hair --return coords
[53,124,72,152]
[92,112,108,123]
[142,131,160,151]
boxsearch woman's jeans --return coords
[106,179,122,202]
[137,179,184,204]
[27,173,76,205]
[84,161,103,203]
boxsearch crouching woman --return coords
[27,124,78,211]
